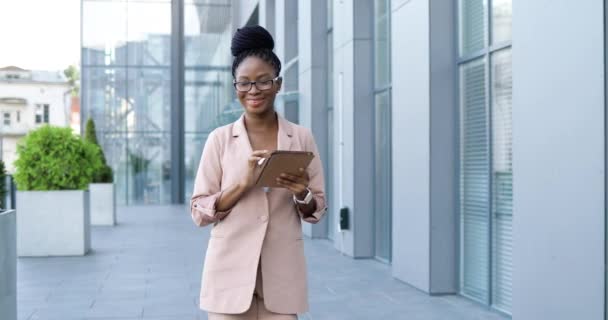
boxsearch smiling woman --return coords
[230,26,282,116]
[190,25,328,320]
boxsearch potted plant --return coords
[84,118,116,226]
[13,125,102,256]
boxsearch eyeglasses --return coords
[233,76,281,92]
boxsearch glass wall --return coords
[183,0,236,202]
[458,0,512,314]
[82,0,234,205]
[373,0,392,263]
[82,0,172,205]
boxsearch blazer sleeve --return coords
[190,130,232,227]
[298,129,328,224]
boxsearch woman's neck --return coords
[244,110,277,133]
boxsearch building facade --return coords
[81,0,607,319]
[0,66,71,173]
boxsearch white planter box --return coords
[17,190,90,257]
[89,183,116,226]
[0,209,16,320]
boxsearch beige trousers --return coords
[207,261,298,320]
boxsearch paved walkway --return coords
[17,205,509,320]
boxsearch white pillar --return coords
[512,1,605,319]
[390,0,458,294]
[331,0,374,257]
[298,0,328,238]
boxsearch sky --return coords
[0,0,81,71]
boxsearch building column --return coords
[274,0,298,122]
[331,0,374,257]
[170,0,185,204]
[512,1,605,319]
[390,0,458,294]
[297,0,328,238]
[258,0,275,38]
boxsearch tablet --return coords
[254,150,315,188]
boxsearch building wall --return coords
[209,1,608,317]
[390,0,458,295]
[0,83,69,172]
[512,1,605,319]
[1,137,20,175]
[0,83,70,128]
[297,0,329,238]
[330,0,375,257]
[234,0,258,28]
[390,0,431,292]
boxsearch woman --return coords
[190,25,327,320]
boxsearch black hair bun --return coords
[231,25,275,57]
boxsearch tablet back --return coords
[255,151,315,188]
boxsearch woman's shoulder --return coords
[284,119,314,139]
[207,122,236,144]
[283,120,318,151]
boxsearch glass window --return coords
[460,58,490,303]
[459,0,487,57]
[3,113,10,126]
[35,104,43,124]
[491,0,512,45]
[126,133,171,205]
[81,67,128,133]
[184,2,232,67]
[82,0,174,205]
[184,132,207,203]
[82,1,127,66]
[458,0,512,314]
[43,104,49,123]
[373,0,392,263]
[126,68,171,132]
[16,111,20,123]
[102,131,128,204]
[374,0,390,87]
[374,90,391,262]
[491,48,512,313]
[126,2,171,67]
[183,1,234,202]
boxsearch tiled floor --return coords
[17,205,509,320]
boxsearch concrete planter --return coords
[89,183,116,226]
[0,209,16,320]
[17,190,90,257]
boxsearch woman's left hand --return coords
[276,168,310,199]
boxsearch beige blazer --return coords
[190,113,327,314]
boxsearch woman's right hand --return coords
[239,150,270,190]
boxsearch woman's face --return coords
[234,56,281,116]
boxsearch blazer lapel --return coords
[231,113,253,155]
[277,113,293,151]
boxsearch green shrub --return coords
[84,118,113,183]
[0,160,6,209]
[13,125,103,190]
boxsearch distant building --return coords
[0,66,71,173]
